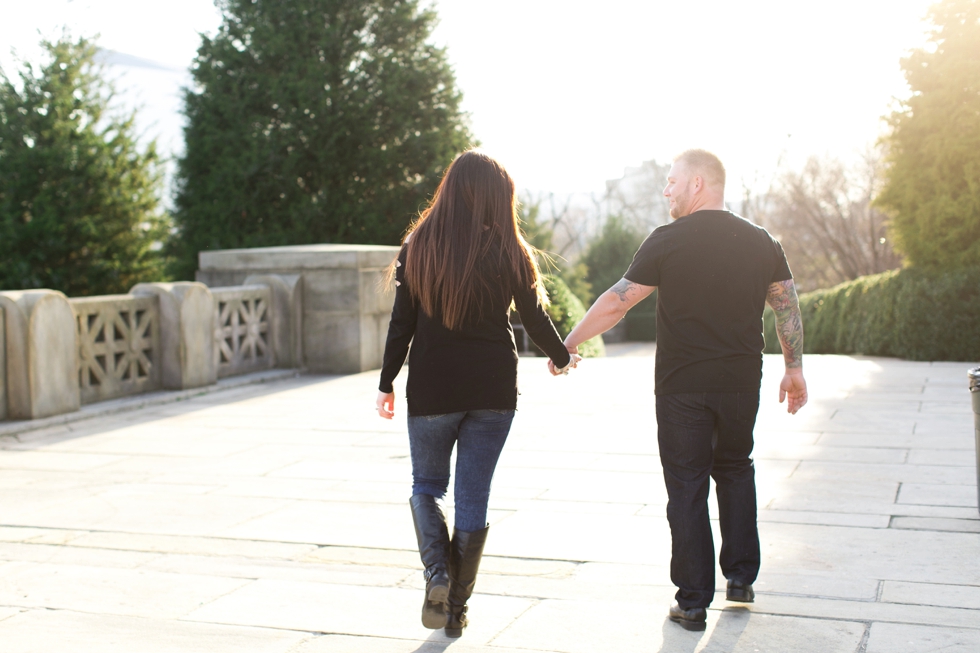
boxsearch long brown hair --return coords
[395,150,547,331]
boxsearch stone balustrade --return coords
[71,294,162,404]
[211,284,274,378]
[197,244,398,374]
[0,243,399,424]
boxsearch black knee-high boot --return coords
[409,495,451,629]
[445,525,489,638]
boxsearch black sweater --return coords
[378,244,572,416]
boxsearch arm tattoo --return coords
[766,279,804,369]
[610,278,639,303]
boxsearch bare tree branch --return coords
[752,149,902,292]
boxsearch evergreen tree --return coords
[171,0,474,279]
[0,36,166,296]
[581,215,645,302]
[877,0,980,269]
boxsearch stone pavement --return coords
[0,346,978,653]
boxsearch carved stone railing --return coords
[71,295,161,404]
[197,244,397,373]
[1,245,399,424]
[211,285,274,378]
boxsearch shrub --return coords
[763,267,980,361]
[542,274,605,358]
[579,215,657,341]
[582,215,645,302]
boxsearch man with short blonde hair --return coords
[562,149,807,631]
[674,148,726,190]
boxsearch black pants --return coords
[656,391,762,609]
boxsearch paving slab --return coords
[0,609,308,653]
[184,578,535,645]
[757,508,890,528]
[792,460,978,487]
[866,622,980,653]
[1,349,978,651]
[67,530,317,559]
[291,635,554,653]
[0,560,248,618]
[881,580,980,610]
[0,541,157,568]
[898,483,978,508]
[890,516,980,533]
[492,600,868,653]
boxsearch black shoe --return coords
[409,495,451,629]
[445,525,489,638]
[668,602,707,631]
[726,579,755,603]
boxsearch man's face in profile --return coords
[664,162,692,219]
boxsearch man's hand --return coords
[778,370,808,414]
[376,390,395,419]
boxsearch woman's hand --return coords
[377,391,395,419]
[547,353,582,376]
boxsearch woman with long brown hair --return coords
[376,150,579,637]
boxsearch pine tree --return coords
[0,36,166,296]
[582,215,645,302]
[877,0,980,269]
[170,0,475,279]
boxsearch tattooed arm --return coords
[766,279,804,368]
[564,278,656,351]
[766,279,808,413]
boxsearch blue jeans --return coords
[656,391,762,609]
[407,409,515,533]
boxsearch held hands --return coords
[376,391,395,419]
[779,369,808,414]
[547,344,582,377]
[547,354,582,376]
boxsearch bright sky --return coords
[0,0,934,199]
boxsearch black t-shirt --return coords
[379,243,571,416]
[624,210,792,395]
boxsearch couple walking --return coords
[375,149,808,636]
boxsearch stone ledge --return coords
[199,244,398,271]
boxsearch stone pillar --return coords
[0,290,80,420]
[198,245,399,374]
[358,260,396,373]
[0,306,6,421]
[243,274,303,369]
[130,282,216,390]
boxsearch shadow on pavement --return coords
[0,373,346,452]
[408,631,457,652]
[657,606,751,653]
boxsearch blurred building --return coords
[602,159,671,234]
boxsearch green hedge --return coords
[542,274,605,357]
[763,267,980,361]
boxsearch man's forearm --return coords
[775,307,804,369]
[767,279,804,370]
[565,291,628,349]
